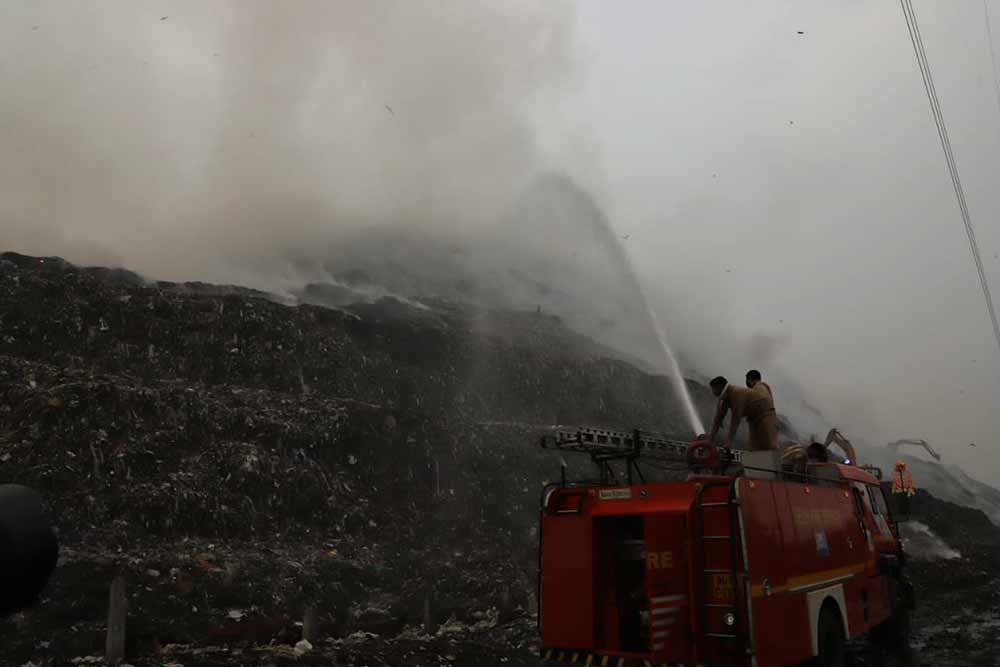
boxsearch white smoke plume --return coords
[0,1,580,291]
[902,521,962,561]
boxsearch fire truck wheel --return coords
[813,606,847,667]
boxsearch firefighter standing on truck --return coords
[708,375,779,450]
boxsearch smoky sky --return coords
[549,1,1000,482]
[0,0,581,285]
[2,2,999,483]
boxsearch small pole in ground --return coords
[105,576,127,665]
[434,458,441,497]
[499,584,513,622]
[303,605,318,644]
[423,590,434,636]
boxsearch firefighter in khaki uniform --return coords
[745,369,770,395]
[708,375,779,451]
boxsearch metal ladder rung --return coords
[695,480,746,655]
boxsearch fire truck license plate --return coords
[712,574,735,602]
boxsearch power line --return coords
[901,0,999,350]
[899,0,1000,356]
[984,0,1000,118]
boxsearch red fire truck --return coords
[537,427,913,667]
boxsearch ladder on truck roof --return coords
[695,479,751,663]
[540,426,744,485]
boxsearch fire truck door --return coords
[864,485,897,553]
[851,487,878,575]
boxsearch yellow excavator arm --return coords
[887,438,942,461]
[824,428,858,465]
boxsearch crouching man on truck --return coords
[708,376,779,451]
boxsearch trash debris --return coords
[293,639,313,655]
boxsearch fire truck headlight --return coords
[724,613,735,626]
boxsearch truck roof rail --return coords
[542,426,743,462]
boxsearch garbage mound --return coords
[2,251,997,666]
[0,252,700,665]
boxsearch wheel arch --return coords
[806,584,849,657]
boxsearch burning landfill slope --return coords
[2,252,1000,666]
[285,174,684,379]
[0,251,710,666]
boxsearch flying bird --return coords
[797,30,804,35]
[621,234,630,240]
[160,16,168,21]
[385,104,394,115]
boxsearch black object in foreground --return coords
[0,484,59,617]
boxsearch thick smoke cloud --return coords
[0,1,581,291]
[0,0,689,406]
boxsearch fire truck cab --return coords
[538,428,912,667]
